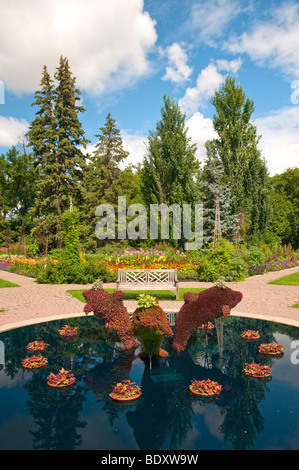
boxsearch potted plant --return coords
[240,330,260,341]
[47,368,76,388]
[22,354,48,369]
[189,379,222,396]
[242,362,272,378]
[27,341,49,352]
[58,324,78,338]
[109,379,141,401]
[258,343,284,355]
[132,295,173,365]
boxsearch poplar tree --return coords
[27,57,89,248]
[206,77,270,239]
[141,95,199,247]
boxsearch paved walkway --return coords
[0,266,298,332]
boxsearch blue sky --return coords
[0,0,298,175]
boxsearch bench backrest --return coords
[117,269,177,284]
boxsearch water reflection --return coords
[0,316,299,450]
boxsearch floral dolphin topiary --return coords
[172,285,242,352]
[83,289,140,350]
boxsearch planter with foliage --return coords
[258,343,284,355]
[243,362,272,378]
[132,295,173,360]
[27,341,49,352]
[22,354,48,369]
[58,325,78,338]
[47,368,76,388]
[189,379,222,396]
[240,330,260,341]
[109,379,141,401]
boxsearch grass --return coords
[292,303,299,308]
[0,278,20,288]
[268,272,299,286]
[67,287,205,303]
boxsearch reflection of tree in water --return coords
[25,371,87,450]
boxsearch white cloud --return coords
[186,0,244,43]
[0,116,29,147]
[179,58,242,116]
[121,131,147,168]
[254,106,299,176]
[161,43,193,84]
[225,2,299,78]
[186,112,217,162]
[0,0,157,95]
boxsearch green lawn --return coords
[67,287,205,303]
[0,278,20,288]
[268,272,299,286]
[292,303,299,308]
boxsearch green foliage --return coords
[141,95,200,248]
[198,240,247,281]
[61,209,80,264]
[137,294,158,309]
[207,76,270,240]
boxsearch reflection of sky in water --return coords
[0,316,298,450]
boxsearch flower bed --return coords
[242,362,272,378]
[189,379,222,396]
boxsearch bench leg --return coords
[175,285,179,300]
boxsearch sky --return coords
[0,0,299,176]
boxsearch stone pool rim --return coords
[1,309,299,334]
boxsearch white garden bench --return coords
[116,269,179,300]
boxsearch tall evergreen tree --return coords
[141,95,200,247]
[200,142,238,245]
[27,57,89,248]
[206,77,270,239]
[81,113,131,250]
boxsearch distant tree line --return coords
[0,57,298,252]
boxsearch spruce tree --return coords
[27,57,89,248]
[200,141,238,245]
[81,113,130,250]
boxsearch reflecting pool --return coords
[0,315,299,450]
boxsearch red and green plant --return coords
[258,343,284,355]
[198,322,214,330]
[22,354,48,369]
[83,289,140,350]
[189,379,222,396]
[173,285,242,351]
[109,379,141,401]
[132,295,173,358]
[58,325,78,338]
[243,362,272,378]
[240,330,260,340]
[27,341,49,352]
[47,368,76,387]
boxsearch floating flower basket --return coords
[243,362,272,378]
[22,354,48,369]
[258,343,284,355]
[198,322,214,330]
[58,325,78,339]
[109,380,142,402]
[47,368,76,388]
[189,379,222,397]
[240,330,260,341]
[27,341,49,352]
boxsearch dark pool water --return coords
[0,315,299,451]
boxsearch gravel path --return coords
[0,266,298,332]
